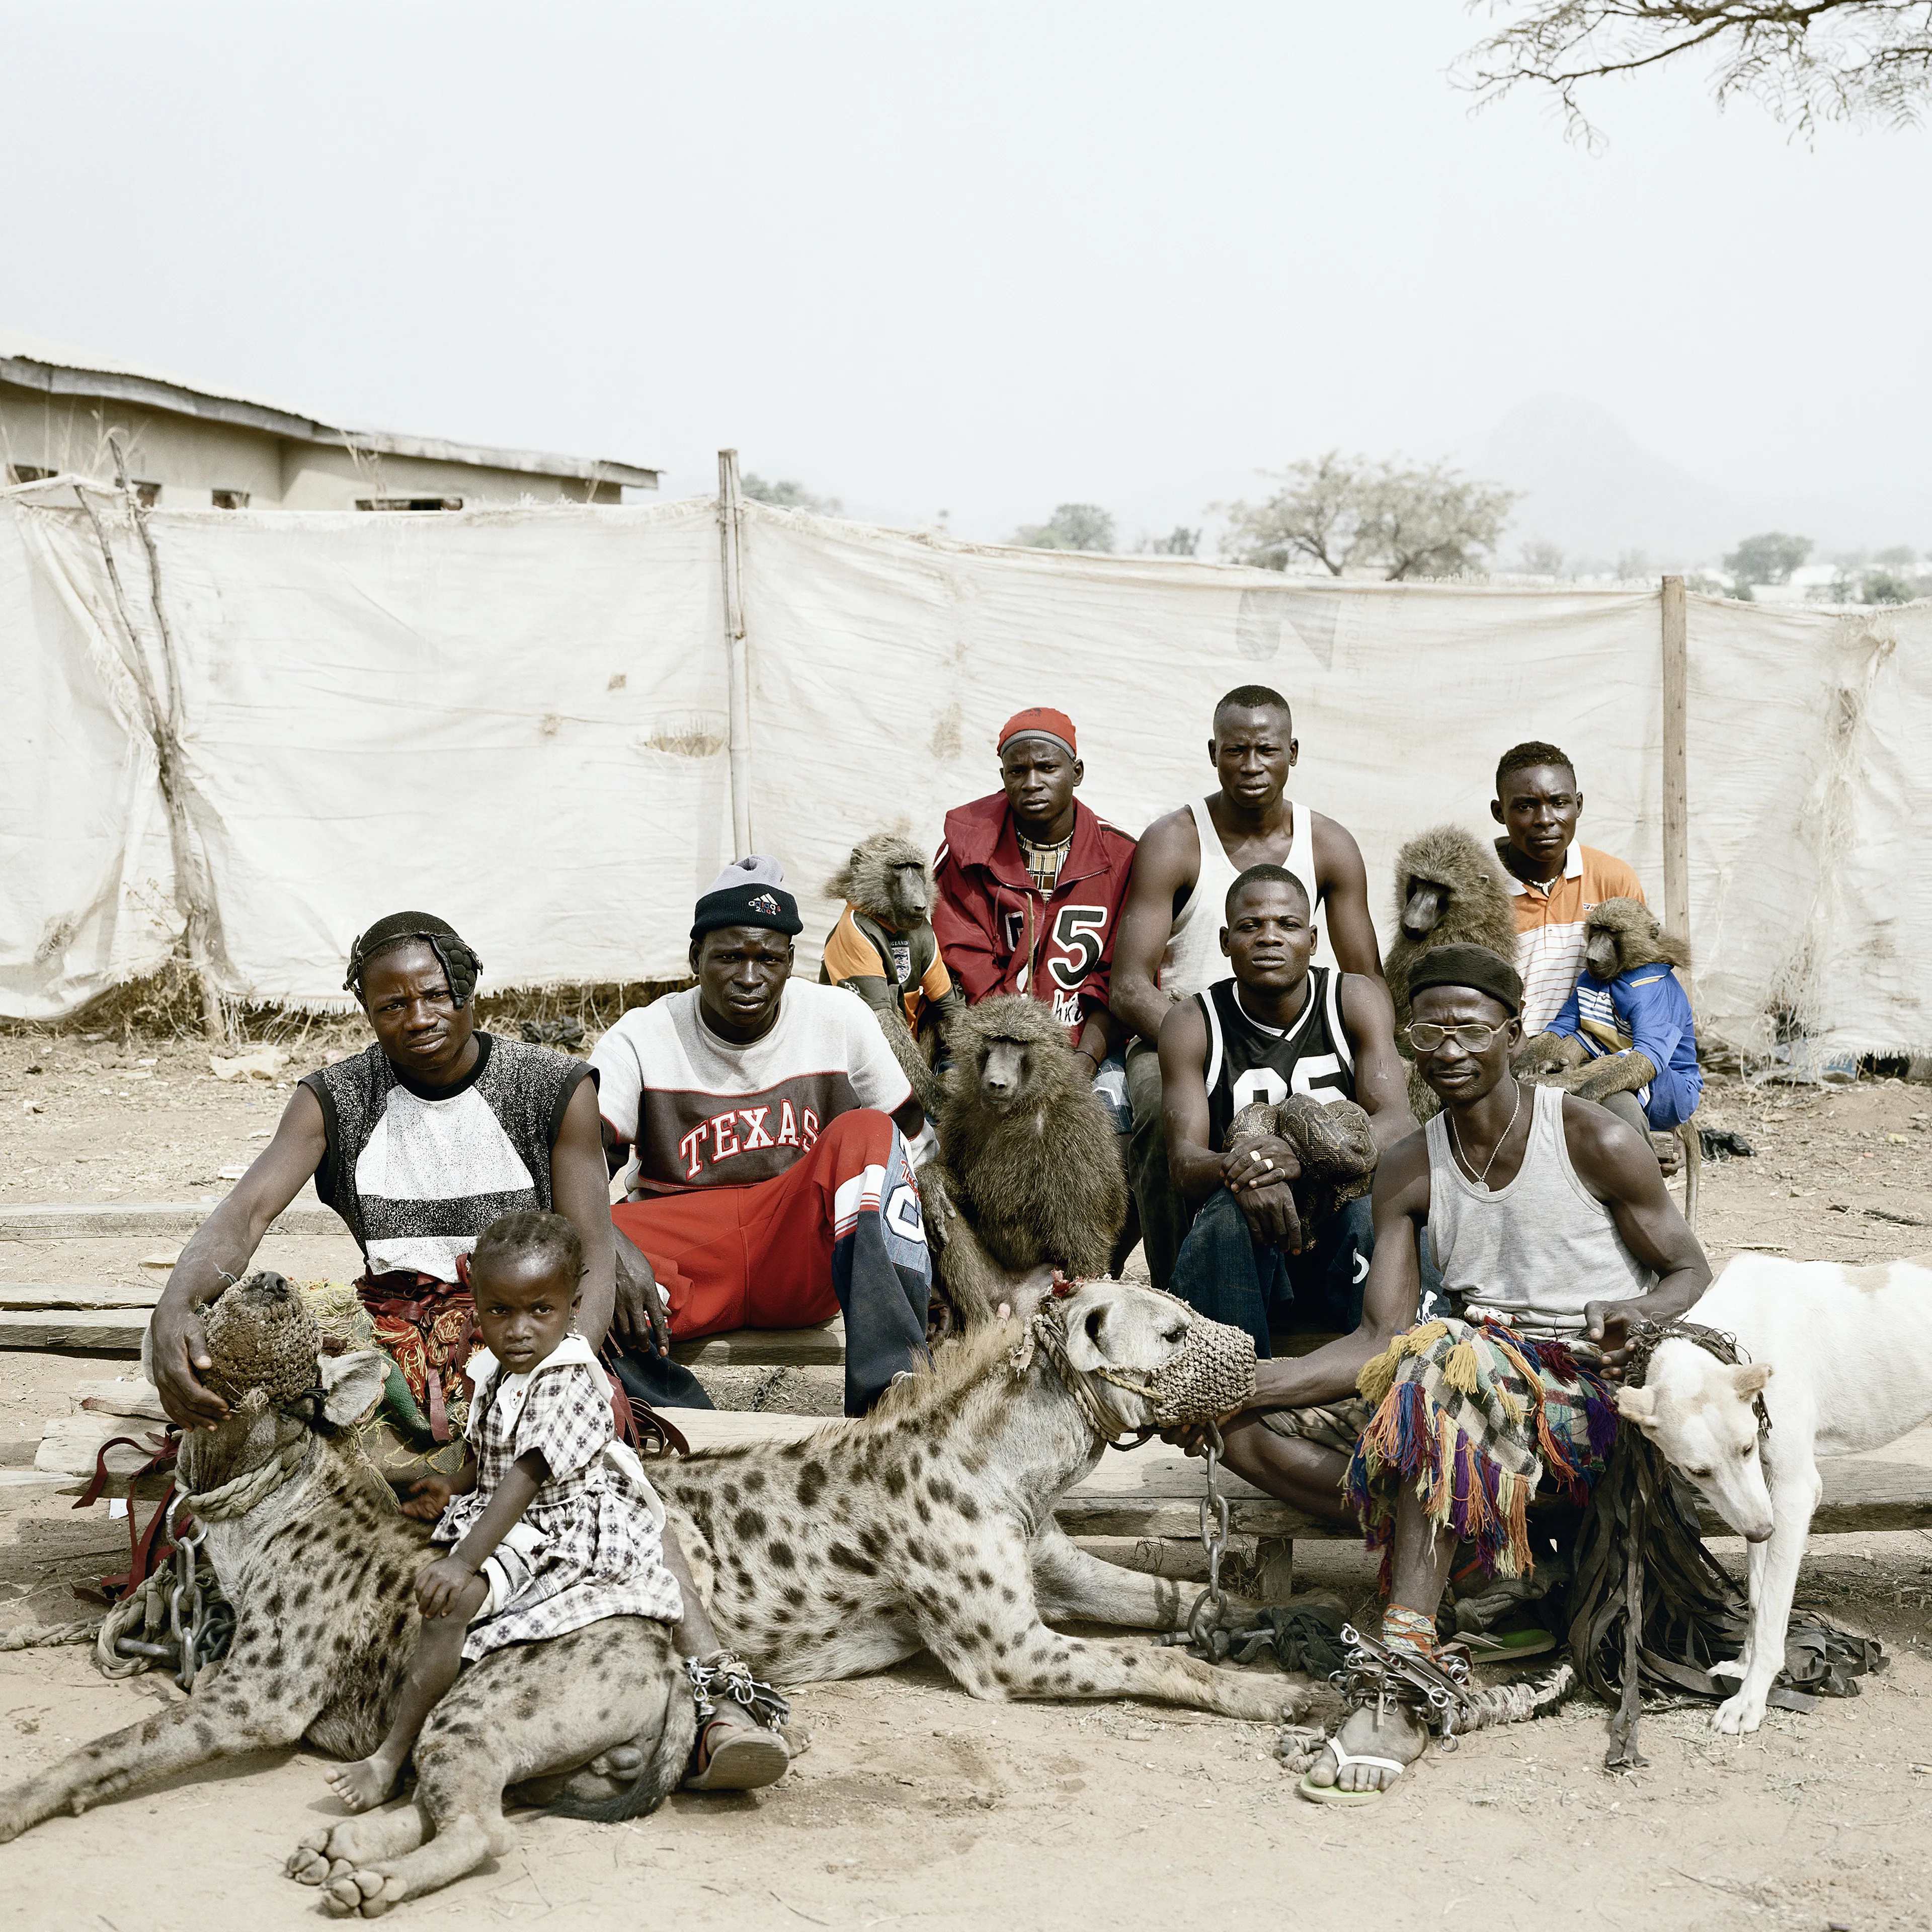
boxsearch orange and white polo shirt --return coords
[1504,844,1647,1036]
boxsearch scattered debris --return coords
[208,1045,289,1082]
[521,1017,586,1048]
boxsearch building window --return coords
[211,489,250,510]
[133,481,161,508]
[6,464,55,485]
[355,496,464,512]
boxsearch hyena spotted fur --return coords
[655,1278,1303,1722]
[0,1272,693,1920]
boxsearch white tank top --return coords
[1425,1082,1653,1339]
[1158,796,1320,1003]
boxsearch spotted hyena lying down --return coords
[655,1278,1303,1722]
[0,1273,693,1919]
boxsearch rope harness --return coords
[1017,1286,1259,1651]
[73,1390,329,1693]
[179,1436,311,1521]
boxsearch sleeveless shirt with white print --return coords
[1197,968,1354,1152]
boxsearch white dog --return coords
[1611,1248,1932,1735]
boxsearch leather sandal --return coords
[684,1711,790,1791]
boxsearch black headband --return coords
[344,912,482,1008]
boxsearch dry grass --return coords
[3,970,692,1049]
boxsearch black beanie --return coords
[690,880,803,943]
[1407,943,1523,1016]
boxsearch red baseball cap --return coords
[996,707,1078,758]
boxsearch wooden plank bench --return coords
[665,1409,1932,1542]
[0,1200,339,1241]
[0,1286,160,1354]
[28,1293,1932,1569]
[39,1397,1932,1571]
[0,1300,846,1361]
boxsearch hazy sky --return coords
[5,2,1928,551]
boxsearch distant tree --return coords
[1014,504,1116,552]
[1516,538,1566,577]
[743,474,843,515]
[1459,2,1932,142]
[1616,548,1654,581]
[1142,526,1200,556]
[1874,543,1919,567]
[1724,531,1813,586]
[1222,451,1518,581]
[1862,569,1920,604]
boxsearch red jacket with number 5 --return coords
[931,792,1138,1046]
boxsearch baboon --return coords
[821,831,963,1118]
[1516,896,1704,1224]
[923,995,1128,1329]
[1383,825,1520,1121]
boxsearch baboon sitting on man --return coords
[1515,896,1704,1222]
[1383,826,1519,1120]
[923,995,1128,1330]
[821,832,964,1118]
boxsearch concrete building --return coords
[0,330,658,510]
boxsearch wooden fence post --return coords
[718,450,753,859]
[1660,574,1692,1006]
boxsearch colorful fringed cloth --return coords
[356,1270,481,1444]
[1345,1317,1619,1584]
[299,1276,479,1448]
[298,1280,679,1465]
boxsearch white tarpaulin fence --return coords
[4,486,1927,1056]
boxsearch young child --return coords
[327,1209,683,1810]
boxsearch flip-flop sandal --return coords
[683,1717,791,1792]
[1297,1744,1413,1806]
[1460,1626,1557,1660]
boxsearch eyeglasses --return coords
[1404,1020,1510,1053]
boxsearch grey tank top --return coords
[1426,1082,1653,1339]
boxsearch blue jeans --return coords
[1170,1188,1372,1357]
[1170,1189,1446,1357]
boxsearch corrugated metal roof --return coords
[0,329,658,489]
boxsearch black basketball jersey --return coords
[1197,968,1355,1150]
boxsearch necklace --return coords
[1448,1079,1522,1192]
[1017,831,1072,893]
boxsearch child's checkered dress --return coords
[433,1333,681,1661]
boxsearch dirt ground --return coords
[1,1028,1929,1930]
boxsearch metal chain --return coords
[1184,1422,1233,1659]
[1332,1621,1472,1752]
[104,1505,234,1693]
[170,1532,206,1691]
[686,1653,791,1731]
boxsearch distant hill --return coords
[1472,394,1758,565]
[1470,393,1926,567]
